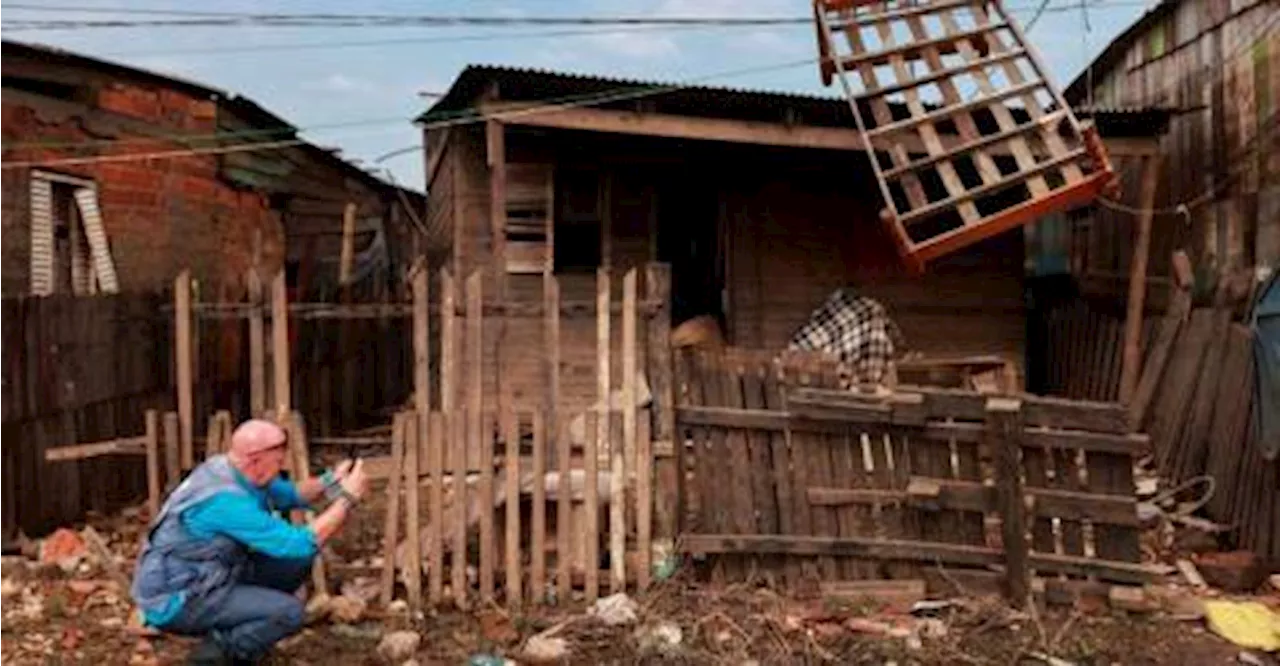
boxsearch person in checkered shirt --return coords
[786,287,907,388]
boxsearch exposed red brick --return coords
[99,186,162,209]
[1193,550,1268,593]
[179,174,219,202]
[98,84,162,121]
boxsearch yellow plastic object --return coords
[1202,600,1280,651]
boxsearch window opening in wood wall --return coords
[29,170,118,295]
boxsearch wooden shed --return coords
[1060,0,1277,290]
[418,66,1045,413]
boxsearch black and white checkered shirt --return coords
[786,288,906,386]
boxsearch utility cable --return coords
[1,57,823,169]
[0,0,1163,31]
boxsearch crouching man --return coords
[130,418,369,665]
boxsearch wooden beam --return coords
[483,102,942,156]
[271,271,291,417]
[1118,153,1162,404]
[44,437,146,461]
[174,271,193,471]
[338,202,357,285]
[1099,137,1162,158]
[989,398,1029,606]
[808,476,1139,526]
[680,534,1159,583]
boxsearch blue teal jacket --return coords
[129,455,317,627]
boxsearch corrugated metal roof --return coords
[417,63,859,128]
[1063,0,1179,103]
[421,63,1175,139]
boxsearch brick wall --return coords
[1,78,286,297]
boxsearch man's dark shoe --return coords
[186,639,231,666]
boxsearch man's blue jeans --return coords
[162,555,311,660]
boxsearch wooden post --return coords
[145,410,160,515]
[271,271,291,417]
[1129,250,1194,429]
[248,267,266,415]
[988,397,1029,607]
[530,409,547,604]
[623,269,651,589]
[467,271,492,602]
[287,412,328,596]
[339,202,357,285]
[593,267,610,602]
[487,120,509,439]
[380,413,405,606]
[413,261,430,419]
[504,408,521,608]
[548,277,571,603]
[427,411,445,605]
[412,260,431,601]
[404,412,423,612]
[645,263,678,539]
[174,271,194,471]
[440,269,466,608]
[1118,154,1162,404]
[162,411,180,493]
[620,269,638,591]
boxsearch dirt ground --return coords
[4,492,1276,666]
[2,553,1265,666]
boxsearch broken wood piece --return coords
[44,437,147,461]
[1176,558,1208,590]
[819,579,926,613]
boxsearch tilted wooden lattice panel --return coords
[813,0,1115,268]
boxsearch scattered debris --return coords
[376,630,422,662]
[477,609,518,644]
[1195,551,1269,593]
[588,592,638,626]
[328,594,368,624]
[521,633,570,663]
[1177,558,1210,590]
[1202,601,1280,651]
[304,593,333,625]
[340,576,381,604]
[39,528,86,572]
[1026,651,1081,666]
[634,621,683,657]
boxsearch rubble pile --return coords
[2,499,1278,664]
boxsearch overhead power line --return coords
[1,56,823,169]
[0,0,1158,31]
[95,23,750,57]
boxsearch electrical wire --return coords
[95,22,745,57]
[1,56,824,170]
[0,0,1163,31]
[3,53,825,153]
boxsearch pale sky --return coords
[2,0,1158,191]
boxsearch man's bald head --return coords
[229,419,287,458]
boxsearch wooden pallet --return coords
[813,0,1115,268]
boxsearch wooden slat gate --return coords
[675,349,1160,602]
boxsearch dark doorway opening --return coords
[656,175,723,331]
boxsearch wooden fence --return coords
[370,263,667,609]
[177,268,414,441]
[674,349,1160,602]
[1,292,172,539]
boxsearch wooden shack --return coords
[1060,0,1277,290]
[418,66,1048,414]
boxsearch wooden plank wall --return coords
[1074,0,1278,285]
[1138,311,1277,559]
[1,292,172,539]
[448,126,1032,410]
[675,349,1156,595]
[1039,297,1160,402]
